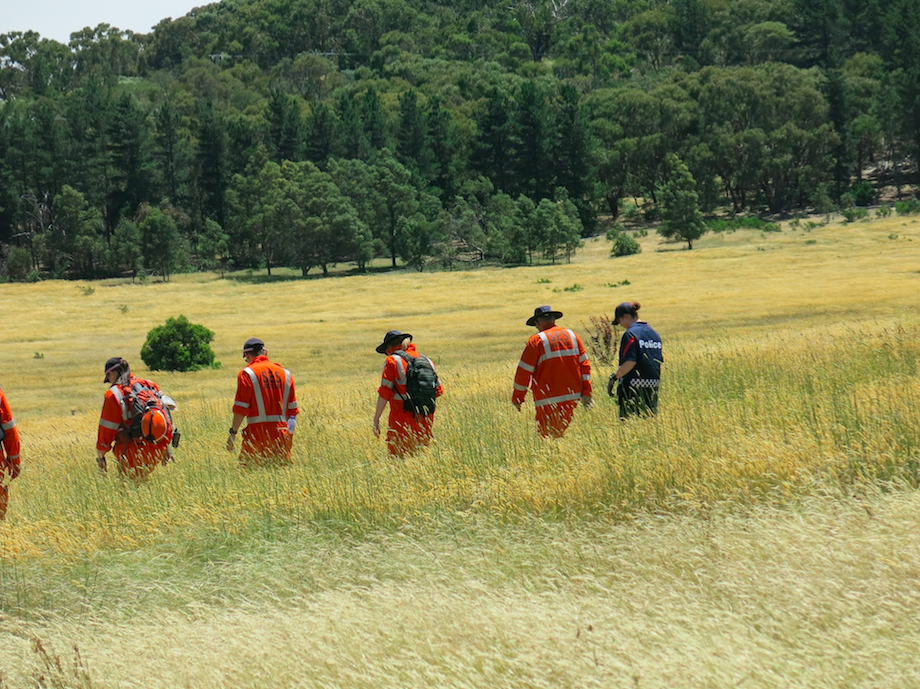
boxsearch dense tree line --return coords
[0,0,918,279]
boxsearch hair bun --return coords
[632,302,641,311]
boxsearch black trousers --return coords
[617,384,659,419]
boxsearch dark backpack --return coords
[394,351,438,417]
[125,380,172,442]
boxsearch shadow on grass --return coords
[227,265,398,284]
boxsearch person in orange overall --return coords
[512,305,593,437]
[372,330,443,457]
[96,357,173,479]
[0,386,22,520]
[227,338,299,467]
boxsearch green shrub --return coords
[706,217,780,233]
[876,205,892,218]
[5,247,32,282]
[895,198,920,215]
[842,207,868,223]
[611,231,641,257]
[850,181,874,206]
[140,315,218,372]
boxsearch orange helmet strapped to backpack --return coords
[141,409,170,444]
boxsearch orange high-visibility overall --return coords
[378,344,443,456]
[96,375,172,479]
[0,387,21,519]
[512,325,592,438]
[233,356,298,466]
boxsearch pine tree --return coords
[266,89,303,163]
[471,89,513,193]
[657,155,706,250]
[553,84,597,235]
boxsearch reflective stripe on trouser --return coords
[115,438,167,479]
[240,423,292,466]
[535,400,578,438]
[387,407,434,457]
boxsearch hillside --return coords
[1,0,920,281]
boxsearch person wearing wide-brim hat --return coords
[512,306,593,438]
[607,302,662,419]
[227,338,299,467]
[372,330,443,457]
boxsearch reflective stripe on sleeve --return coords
[513,383,529,392]
[110,386,131,420]
[282,369,293,420]
[517,360,535,373]
[380,379,394,389]
[6,454,18,461]
[99,419,121,431]
[234,400,250,408]
[394,356,407,387]
[582,374,591,381]
[0,420,14,431]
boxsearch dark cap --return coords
[526,305,563,327]
[613,302,637,326]
[243,337,265,354]
[103,357,124,382]
[376,330,412,354]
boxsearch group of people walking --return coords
[0,301,663,519]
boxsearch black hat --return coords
[243,337,265,354]
[526,305,563,327]
[103,357,123,382]
[376,330,412,354]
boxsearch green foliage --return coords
[706,217,781,233]
[5,247,32,282]
[895,198,920,215]
[140,315,217,373]
[0,0,918,280]
[842,207,868,223]
[849,181,874,207]
[606,223,642,257]
[657,155,706,250]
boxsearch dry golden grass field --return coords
[1,213,920,687]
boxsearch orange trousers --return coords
[240,423,293,467]
[387,408,434,457]
[115,438,169,479]
[535,401,578,438]
[0,485,7,520]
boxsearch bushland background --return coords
[2,0,920,281]
[0,214,919,687]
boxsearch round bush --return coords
[610,231,642,257]
[140,315,218,372]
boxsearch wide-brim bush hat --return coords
[526,305,563,327]
[376,330,412,354]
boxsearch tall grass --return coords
[1,218,919,685]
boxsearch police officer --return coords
[607,302,662,419]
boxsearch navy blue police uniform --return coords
[614,321,662,418]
